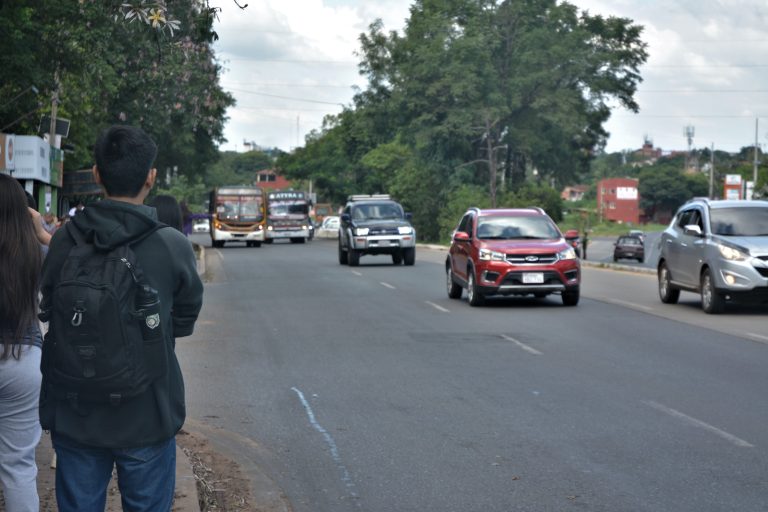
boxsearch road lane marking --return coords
[291,387,360,503]
[380,282,396,289]
[500,334,543,355]
[746,332,768,344]
[425,301,449,312]
[351,271,362,276]
[604,298,654,311]
[643,400,754,448]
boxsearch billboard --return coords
[13,136,50,183]
[0,134,15,170]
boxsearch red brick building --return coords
[597,178,640,225]
[255,169,293,190]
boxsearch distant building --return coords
[597,178,640,225]
[561,185,588,202]
[255,169,292,190]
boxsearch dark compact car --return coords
[613,235,645,262]
[338,194,416,266]
[658,198,768,314]
[445,207,580,306]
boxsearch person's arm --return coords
[171,241,204,338]
[29,207,52,246]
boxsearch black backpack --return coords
[42,223,168,407]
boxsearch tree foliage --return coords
[277,0,647,241]
[0,1,234,181]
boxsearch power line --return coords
[225,87,345,106]
[638,89,768,93]
[643,63,768,68]
[221,81,356,89]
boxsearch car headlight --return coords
[717,242,749,261]
[355,227,369,236]
[479,248,505,261]
[558,247,577,260]
[398,226,413,235]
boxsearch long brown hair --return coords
[0,174,43,359]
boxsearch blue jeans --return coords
[51,433,176,512]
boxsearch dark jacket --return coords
[39,199,203,448]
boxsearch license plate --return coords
[376,240,390,247]
[522,272,544,284]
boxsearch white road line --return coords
[746,332,768,344]
[643,400,754,448]
[605,298,654,311]
[500,334,543,355]
[380,282,396,289]
[351,271,362,276]
[291,388,360,503]
[425,301,449,312]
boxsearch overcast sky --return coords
[211,0,768,155]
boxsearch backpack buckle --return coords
[109,393,122,406]
[71,301,86,327]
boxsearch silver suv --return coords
[657,198,768,313]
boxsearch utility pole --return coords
[683,125,695,172]
[709,143,714,199]
[753,118,759,199]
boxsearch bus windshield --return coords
[216,194,263,222]
[269,200,309,217]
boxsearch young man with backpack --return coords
[39,125,203,511]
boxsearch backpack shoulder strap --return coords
[64,222,87,246]
[128,223,170,247]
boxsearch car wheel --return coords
[701,268,725,314]
[562,288,579,306]
[403,247,416,266]
[252,241,261,248]
[467,268,485,307]
[446,266,462,299]
[338,240,348,265]
[658,262,680,304]
[348,248,360,267]
[392,253,403,265]
[246,241,253,247]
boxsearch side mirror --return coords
[683,224,703,237]
[341,213,351,223]
[564,229,579,240]
[453,231,470,242]
[405,212,413,221]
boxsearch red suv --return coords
[446,207,580,306]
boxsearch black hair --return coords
[25,191,37,209]
[0,174,43,359]
[94,125,158,197]
[149,194,183,232]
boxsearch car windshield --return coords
[710,207,768,236]
[351,203,403,221]
[618,237,641,245]
[477,216,560,240]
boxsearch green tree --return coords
[0,1,233,181]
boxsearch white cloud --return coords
[211,0,768,155]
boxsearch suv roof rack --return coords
[348,194,391,201]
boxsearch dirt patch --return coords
[177,428,256,511]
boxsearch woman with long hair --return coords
[0,173,51,511]
[149,194,183,232]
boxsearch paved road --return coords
[179,236,768,512]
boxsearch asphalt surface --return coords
[176,235,768,512]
